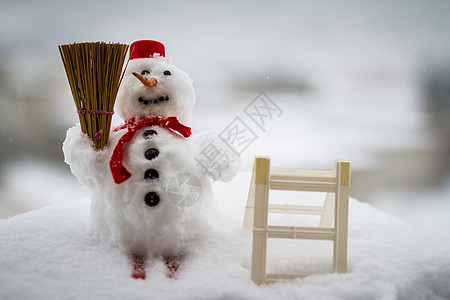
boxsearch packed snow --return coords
[1,172,450,300]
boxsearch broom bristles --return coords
[59,42,129,150]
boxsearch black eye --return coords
[164,70,171,76]
[141,70,150,76]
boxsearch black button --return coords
[145,192,160,207]
[144,148,159,160]
[143,130,157,139]
[144,169,159,180]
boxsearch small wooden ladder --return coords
[243,156,350,284]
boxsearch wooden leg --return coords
[251,157,270,285]
[335,162,350,273]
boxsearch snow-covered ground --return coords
[1,1,450,297]
[1,173,450,300]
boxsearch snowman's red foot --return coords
[131,255,146,279]
[164,257,181,279]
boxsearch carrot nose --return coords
[132,72,158,87]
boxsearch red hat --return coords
[129,40,165,60]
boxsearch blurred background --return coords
[0,0,449,236]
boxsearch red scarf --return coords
[110,116,191,184]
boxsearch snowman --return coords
[63,40,240,279]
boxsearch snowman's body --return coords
[63,41,238,260]
[89,125,213,257]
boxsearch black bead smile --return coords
[138,95,169,105]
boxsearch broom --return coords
[58,42,129,150]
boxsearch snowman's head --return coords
[115,41,195,124]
